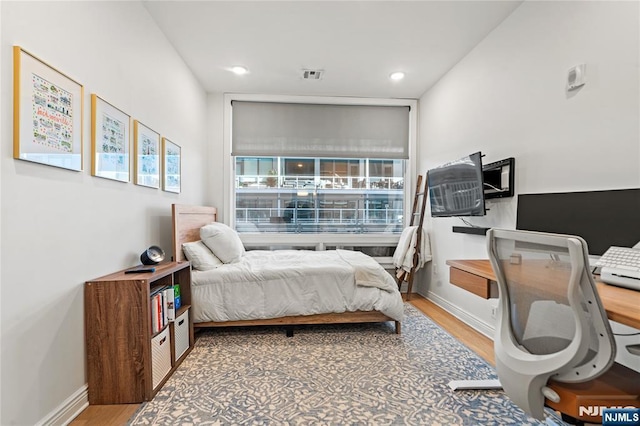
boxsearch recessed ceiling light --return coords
[390,71,405,81]
[231,66,248,75]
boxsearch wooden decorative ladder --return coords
[396,174,428,300]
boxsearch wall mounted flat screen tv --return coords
[517,188,640,255]
[427,151,486,217]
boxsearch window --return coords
[224,95,417,243]
[235,157,404,233]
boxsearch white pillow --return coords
[182,240,224,271]
[200,222,245,264]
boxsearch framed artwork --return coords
[13,46,84,171]
[133,120,160,188]
[162,138,181,193]
[91,94,131,182]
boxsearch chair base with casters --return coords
[448,379,502,390]
[545,362,640,425]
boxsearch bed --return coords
[172,204,404,333]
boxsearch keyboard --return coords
[594,246,640,272]
[594,246,640,291]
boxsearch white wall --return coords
[1,2,208,424]
[0,3,3,423]
[417,0,639,364]
[207,92,226,221]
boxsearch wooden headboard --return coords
[172,204,218,262]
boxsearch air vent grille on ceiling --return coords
[302,69,323,80]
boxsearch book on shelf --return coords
[162,289,168,326]
[150,286,165,298]
[149,285,178,334]
[150,286,163,333]
[157,294,163,331]
[163,287,175,322]
[173,284,181,310]
[150,293,161,334]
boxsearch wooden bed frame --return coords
[172,204,401,334]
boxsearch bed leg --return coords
[285,327,294,338]
[395,321,401,334]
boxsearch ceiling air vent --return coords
[302,69,324,80]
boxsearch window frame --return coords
[223,93,418,252]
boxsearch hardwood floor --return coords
[70,294,495,425]
[408,294,495,366]
[69,404,139,426]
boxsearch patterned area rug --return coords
[129,304,563,425]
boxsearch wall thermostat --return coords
[567,64,586,90]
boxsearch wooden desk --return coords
[447,259,640,423]
[446,259,640,329]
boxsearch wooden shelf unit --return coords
[85,261,194,405]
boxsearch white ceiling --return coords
[143,1,523,99]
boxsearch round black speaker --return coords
[140,246,165,265]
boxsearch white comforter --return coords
[190,249,405,323]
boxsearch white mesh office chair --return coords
[486,229,616,420]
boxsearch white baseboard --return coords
[423,291,496,340]
[36,384,88,426]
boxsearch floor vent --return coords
[302,69,324,80]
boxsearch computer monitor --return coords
[516,188,640,256]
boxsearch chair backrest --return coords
[487,229,616,420]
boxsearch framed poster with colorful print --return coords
[162,138,181,193]
[91,94,131,182]
[13,46,84,171]
[133,120,160,189]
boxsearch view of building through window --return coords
[235,157,405,233]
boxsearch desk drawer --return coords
[450,267,491,299]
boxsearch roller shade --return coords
[231,101,410,159]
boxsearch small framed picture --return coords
[13,46,84,171]
[162,138,181,193]
[91,94,130,182]
[133,120,160,189]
